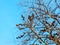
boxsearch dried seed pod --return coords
[32,13,34,19]
[50,21,55,26]
[21,15,25,20]
[41,30,46,32]
[28,13,34,21]
[28,15,31,21]
[16,24,20,26]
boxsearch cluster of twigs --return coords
[16,0,60,45]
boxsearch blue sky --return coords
[0,0,20,45]
[0,0,60,45]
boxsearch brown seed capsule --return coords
[21,15,25,20]
[28,15,31,21]
[41,30,46,32]
[28,13,34,21]
[16,24,20,26]
[50,21,55,26]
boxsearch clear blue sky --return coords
[0,0,20,45]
